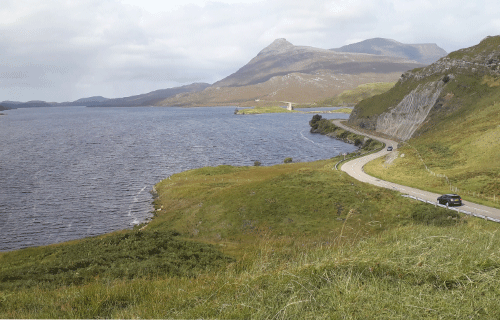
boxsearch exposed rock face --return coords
[331,38,448,64]
[375,80,445,140]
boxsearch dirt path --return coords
[332,120,500,221]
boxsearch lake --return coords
[0,106,356,251]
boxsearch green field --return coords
[305,82,396,108]
[2,156,500,318]
[235,106,352,115]
[235,106,298,114]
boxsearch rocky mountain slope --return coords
[331,38,447,64]
[157,39,426,107]
[348,35,500,141]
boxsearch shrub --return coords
[283,157,293,163]
[410,203,463,226]
[309,114,323,129]
[254,161,261,166]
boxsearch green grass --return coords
[304,107,352,114]
[2,158,499,318]
[0,230,233,291]
[447,35,500,61]
[303,82,396,108]
[236,106,298,114]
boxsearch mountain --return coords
[213,38,425,87]
[64,83,211,107]
[71,96,109,105]
[2,83,211,109]
[331,38,447,64]
[157,39,426,107]
[0,100,54,109]
[0,105,10,111]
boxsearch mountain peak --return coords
[331,38,447,64]
[257,38,295,56]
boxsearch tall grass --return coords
[1,159,499,318]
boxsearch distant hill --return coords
[0,105,10,111]
[0,100,54,109]
[331,38,447,65]
[71,96,109,105]
[157,38,425,107]
[88,83,210,107]
[2,83,211,109]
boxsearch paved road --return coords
[333,120,500,221]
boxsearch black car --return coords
[437,194,462,206]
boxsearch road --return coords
[332,120,500,221]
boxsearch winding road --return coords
[333,120,500,221]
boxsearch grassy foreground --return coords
[1,158,500,318]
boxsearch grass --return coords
[2,158,499,318]
[235,106,352,115]
[302,82,396,108]
[235,106,298,114]
[303,107,352,114]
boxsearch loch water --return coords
[0,106,356,251]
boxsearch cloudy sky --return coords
[1,0,498,102]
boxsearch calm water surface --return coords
[0,106,355,251]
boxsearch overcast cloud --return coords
[1,0,498,102]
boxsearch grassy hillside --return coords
[357,38,500,208]
[235,106,298,114]
[303,82,395,108]
[2,159,500,318]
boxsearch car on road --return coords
[387,146,393,151]
[437,194,462,206]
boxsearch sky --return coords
[1,0,499,102]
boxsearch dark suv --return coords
[437,194,462,206]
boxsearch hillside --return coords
[0,105,9,111]
[331,38,447,64]
[306,82,396,108]
[348,35,500,208]
[0,100,54,109]
[157,39,425,107]
[82,83,211,107]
